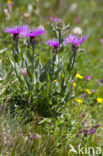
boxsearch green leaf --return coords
[39,118,51,124]
[40,71,48,82]
[0,48,7,53]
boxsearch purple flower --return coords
[100,38,103,44]
[5,25,29,35]
[97,78,103,87]
[64,34,86,46]
[100,78,103,82]
[79,130,83,134]
[83,129,89,136]
[82,93,86,98]
[97,80,102,87]
[82,119,87,124]
[89,128,96,135]
[21,26,45,38]
[46,39,59,48]
[7,0,13,7]
[91,89,96,93]
[76,134,79,137]
[75,16,81,23]
[85,75,92,81]
[50,16,61,22]
[94,124,100,129]
[80,112,86,118]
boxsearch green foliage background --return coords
[0,0,103,155]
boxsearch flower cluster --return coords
[76,113,100,137]
[77,127,96,137]
[5,25,86,50]
[5,25,45,42]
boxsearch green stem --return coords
[32,45,35,91]
[66,51,77,86]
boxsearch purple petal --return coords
[85,75,92,81]
[64,34,86,46]
[46,39,59,48]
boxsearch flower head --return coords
[73,82,76,87]
[46,39,59,48]
[21,26,45,38]
[97,98,103,103]
[7,0,13,6]
[5,25,29,35]
[75,98,83,103]
[100,78,103,82]
[97,81,102,87]
[76,73,83,79]
[82,93,86,98]
[64,34,86,46]
[75,16,81,23]
[80,112,86,118]
[85,75,92,81]
[94,124,100,129]
[100,38,103,44]
[91,89,96,93]
[89,128,96,135]
[82,119,87,124]
[85,89,91,94]
[50,16,61,22]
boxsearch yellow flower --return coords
[85,89,91,94]
[97,98,103,103]
[8,0,13,4]
[75,98,83,103]
[73,83,76,87]
[76,73,83,79]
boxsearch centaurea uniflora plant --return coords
[46,39,59,53]
[5,22,86,118]
[5,25,29,41]
[64,34,86,72]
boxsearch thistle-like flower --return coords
[5,25,29,35]
[64,34,86,46]
[64,34,86,51]
[21,26,45,37]
[46,39,59,48]
[46,39,59,52]
[5,25,29,41]
[21,26,45,44]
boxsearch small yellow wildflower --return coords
[97,98,103,103]
[76,73,83,79]
[75,98,83,103]
[85,89,91,94]
[8,0,13,4]
[73,83,76,87]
